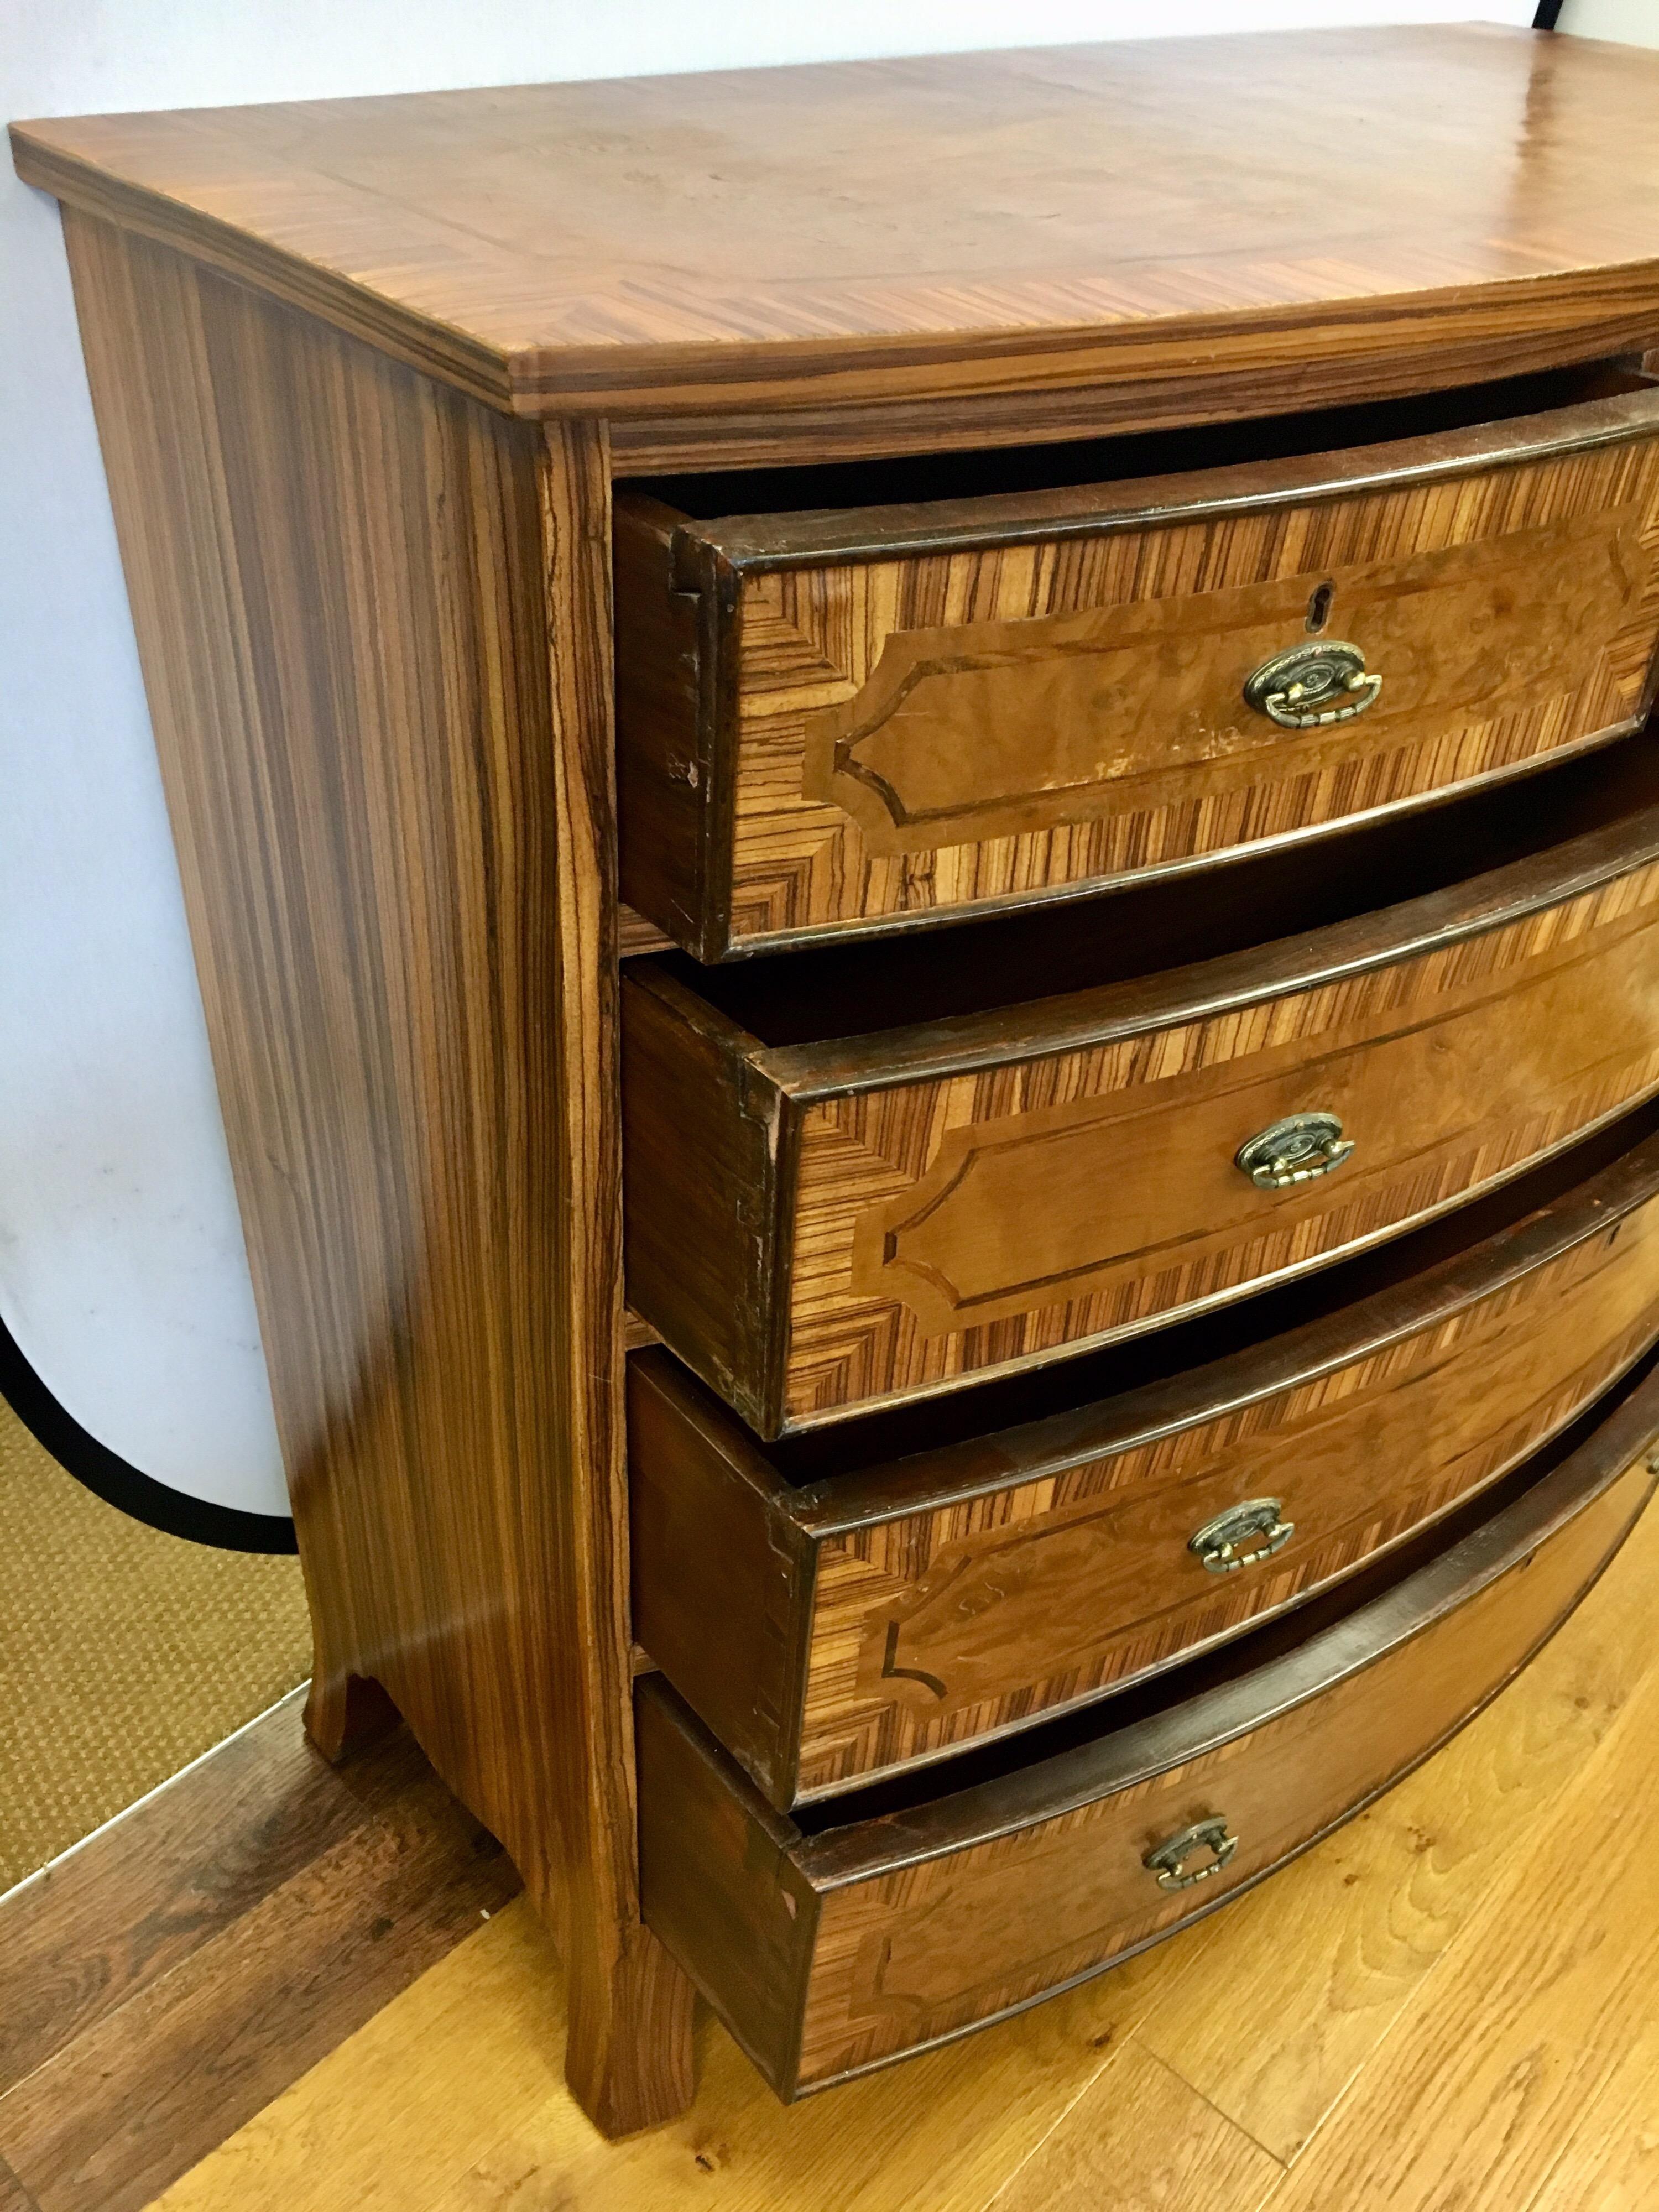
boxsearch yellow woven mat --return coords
[0,1397,311,1892]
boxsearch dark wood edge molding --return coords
[795,1360,1659,1881]
[633,1128,1659,1543]
[634,1377,1657,2094]
[677,379,1659,568]
[625,791,1659,1099]
[796,1468,1640,2094]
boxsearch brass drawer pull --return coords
[1244,639,1383,729]
[1189,1498,1295,1575]
[1144,1817,1239,1892]
[1236,1110,1354,1189]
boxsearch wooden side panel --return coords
[613,500,710,951]
[622,979,783,1431]
[62,211,691,2136]
[628,1352,812,1806]
[635,1686,821,2093]
[782,860,1659,1426]
[794,1184,1659,1796]
[719,439,1659,948]
[790,1459,1654,2093]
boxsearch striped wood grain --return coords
[784,859,1659,1426]
[789,1160,1659,1797]
[59,210,691,2138]
[15,28,1659,462]
[636,1407,1657,2098]
[712,421,1659,949]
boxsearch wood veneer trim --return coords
[606,321,1659,475]
[18,114,1659,445]
[790,1364,1659,1885]
[764,1131,1659,1535]
[19,25,1659,447]
[722,795,1659,1096]
[670,379,1659,568]
[12,134,517,413]
[791,1468,1653,2096]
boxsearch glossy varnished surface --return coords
[60,211,692,2136]
[618,374,1659,955]
[624,779,1659,1432]
[14,1494,1659,2206]
[637,1371,1659,2099]
[0,1697,520,2212]
[630,1126,1659,1807]
[16,28,1659,460]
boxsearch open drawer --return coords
[637,1355,1659,2100]
[624,742,1659,1433]
[632,1113,1659,1807]
[615,364,1659,958]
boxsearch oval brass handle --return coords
[1236,1110,1354,1190]
[1144,1817,1239,1892]
[1189,1498,1295,1575]
[1243,639,1382,730]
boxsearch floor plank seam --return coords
[1125,2035,1293,2176]
[0,1684,312,1917]
[0,2147,42,2212]
[971,2025,1134,2212]
[1255,1604,1659,2203]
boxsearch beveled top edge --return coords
[14,25,1659,431]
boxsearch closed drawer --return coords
[623,755,1659,1434]
[632,1119,1659,1809]
[638,1361,1659,2100]
[615,367,1659,960]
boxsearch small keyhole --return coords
[1306,582,1334,633]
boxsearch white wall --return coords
[0,0,1541,1522]
[1559,1,1659,43]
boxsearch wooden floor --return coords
[6,1503,1659,2212]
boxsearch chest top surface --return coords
[13,25,1659,432]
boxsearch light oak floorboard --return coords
[1521,2015,1659,2212]
[145,1901,1211,2212]
[143,1504,1659,2212]
[1260,1577,1659,2211]
[1134,1494,1659,2161]
[985,2040,1281,2212]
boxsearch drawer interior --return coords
[633,359,1653,521]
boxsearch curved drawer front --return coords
[624,799,1659,1434]
[615,378,1659,958]
[637,1376,1659,2100]
[630,1131,1659,1808]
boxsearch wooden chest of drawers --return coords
[18,21,1659,2142]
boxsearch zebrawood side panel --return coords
[61,212,691,2137]
[638,1381,1659,2099]
[650,408,1659,953]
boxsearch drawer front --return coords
[790,860,1659,1426]
[638,1376,1659,2099]
[631,1129,1659,1808]
[625,810,1659,1435]
[617,384,1659,958]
